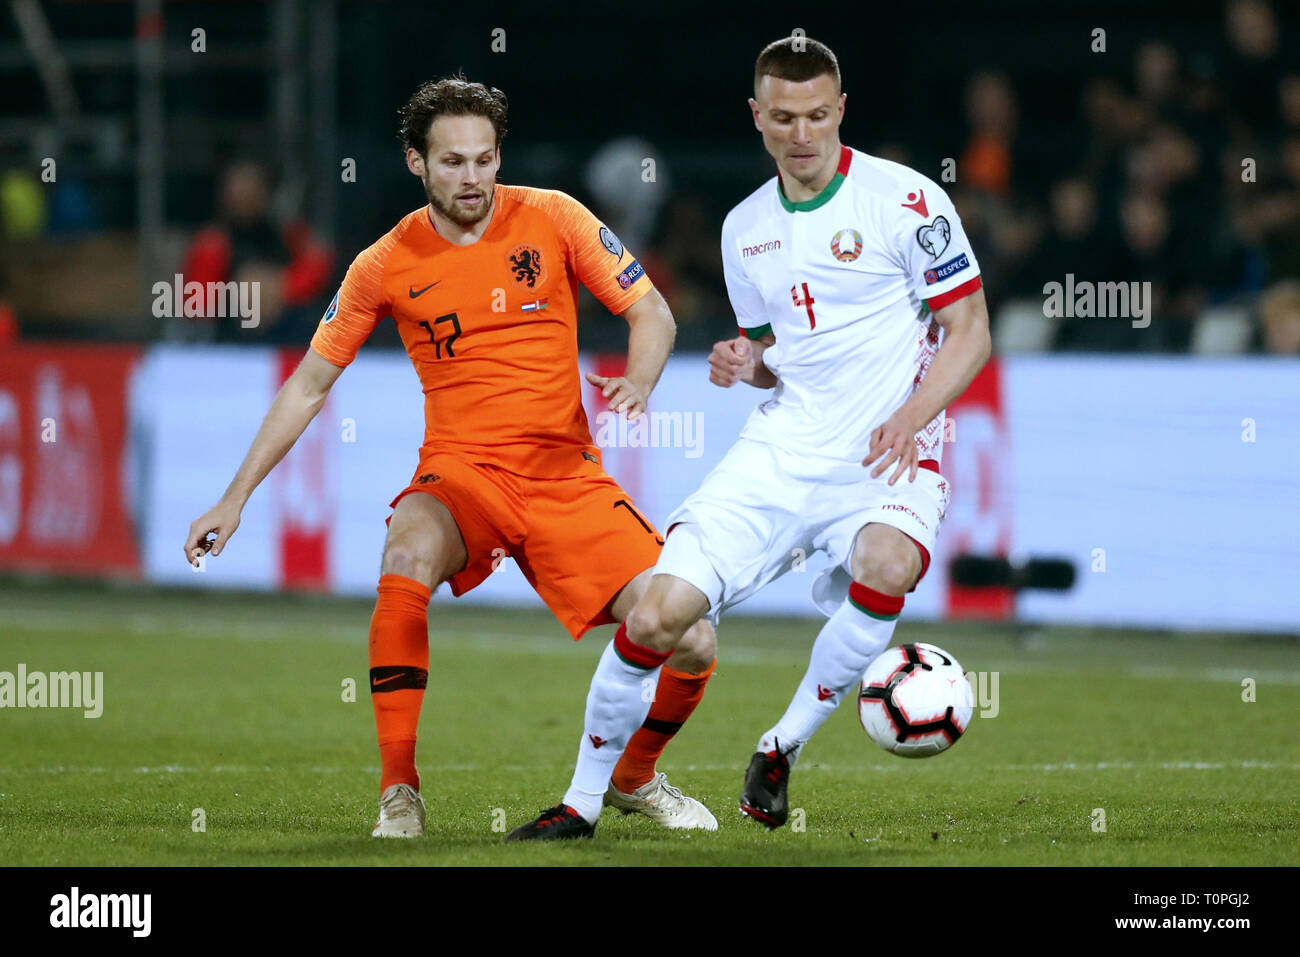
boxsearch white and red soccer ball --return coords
[858,642,974,757]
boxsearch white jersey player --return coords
[509,36,990,841]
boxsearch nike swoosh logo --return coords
[409,281,440,298]
[372,674,405,686]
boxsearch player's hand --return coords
[585,372,650,420]
[184,499,242,566]
[864,411,920,485]
[708,336,753,388]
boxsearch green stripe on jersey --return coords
[778,170,847,213]
[741,323,773,340]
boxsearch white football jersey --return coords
[721,146,983,466]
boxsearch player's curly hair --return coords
[754,36,841,94]
[398,73,508,156]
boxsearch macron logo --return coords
[742,240,781,258]
[50,887,151,938]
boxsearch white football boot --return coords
[605,772,718,831]
[372,783,426,838]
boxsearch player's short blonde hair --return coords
[399,74,508,157]
[754,36,841,96]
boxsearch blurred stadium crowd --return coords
[943,0,1300,354]
[0,0,1296,355]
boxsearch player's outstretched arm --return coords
[585,286,676,420]
[183,349,344,565]
[708,332,777,389]
[865,287,992,484]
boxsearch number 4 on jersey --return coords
[791,282,816,329]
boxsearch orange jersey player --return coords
[184,76,718,839]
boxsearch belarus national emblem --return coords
[830,228,863,262]
[508,244,544,288]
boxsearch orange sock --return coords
[611,659,716,793]
[369,573,432,793]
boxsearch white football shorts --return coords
[655,437,950,623]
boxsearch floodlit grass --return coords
[1,581,1296,865]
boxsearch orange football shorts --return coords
[386,449,663,638]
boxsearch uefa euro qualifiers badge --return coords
[599,225,624,258]
[321,289,340,324]
[915,216,951,260]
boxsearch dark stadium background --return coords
[1,0,1299,884]
[2,0,1295,353]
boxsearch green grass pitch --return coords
[1,579,1297,866]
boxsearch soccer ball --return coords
[858,643,974,757]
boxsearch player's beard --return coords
[426,178,494,228]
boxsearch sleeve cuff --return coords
[739,322,773,340]
[925,275,982,311]
[308,339,350,369]
[610,278,653,318]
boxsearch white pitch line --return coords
[1,760,1298,776]
[409,760,1300,774]
[1128,665,1300,685]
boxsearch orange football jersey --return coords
[310,185,652,477]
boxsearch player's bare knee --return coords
[381,535,454,587]
[672,620,716,673]
[625,601,686,653]
[381,543,430,583]
[624,602,664,647]
[854,554,919,595]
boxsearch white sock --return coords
[760,590,900,766]
[562,638,661,823]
